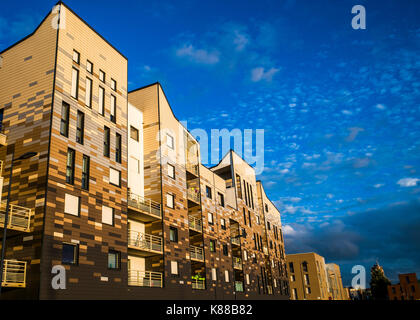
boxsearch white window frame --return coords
[171,261,178,275]
[102,205,114,225]
[212,268,217,281]
[71,68,79,99]
[109,168,121,187]
[166,134,174,149]
[64,193,80,216]
[168,164,175,179]
[224,270,229,283]
[85,77,92,107]
[167,193,174,209]
[98,86,105,115]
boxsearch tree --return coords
[369,262,391,300]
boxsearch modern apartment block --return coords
[0,2,289,300]
[388,273,420,300]
[287,252,347,300]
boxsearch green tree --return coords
[369,262,391,300]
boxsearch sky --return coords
[1,0,419,286]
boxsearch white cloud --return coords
[397,178,419,187]
[374,183,384,188]
[283,224,296,235]
[251,67,279,82]
[176,44,220,65]
[375,104,386,110]
[232,29,249,51]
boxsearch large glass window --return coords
[62,243,78,265]
[60,102,70,137]
[76,111,84,144]
[71,68,79,99]
[103,126,110,157]
[66,148,75,184]
[81,155,90,190]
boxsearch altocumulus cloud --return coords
[283,200,420,285]
[397,178,419,187]
[175,44,220,65]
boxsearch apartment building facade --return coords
[287,252,347,300]
[388,273,420,300]
[0,2,289,300]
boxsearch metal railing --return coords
[188,215,202,232]
[128,230,163,253]
[187,189,200,203]
[128,270,163,288]
[189,245,204,262]
[128,191,161,218]
[233,257,243,270]
[235,281,244,292]
[186,163,199,176]
[231,236,240,246]
[0,201,32,232]
[192,278,205,290]
[1,260,27,288]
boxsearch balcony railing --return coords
[128,270,163,288]
[0,202,32,232]
[188,215,202,233]
[1,260,26,288]
[128,191,161,218]
[235,281,244,292]
[231,236,240,246]
[189,245,204,262]
[128,230,163,253]
[233,257,243,270]
[186,163,199,176]
[191,278,205,290]
[187,188,200,203]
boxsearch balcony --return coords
[0,202,32,232]
[189,245,204,262]
[231,236,240,246]
[191,278,205,290]
[127,191,161,222]
[233,257,243,270]
[186,163,199,177]
[1,260,26,288]
[0,129,6,146]
[187,188,200,204]
[235,281,244,292]
[188,215,202,233]
[128,270,162,288]
[128,230,163,256]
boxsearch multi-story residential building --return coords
[0,2,289,300]
[388,273,420,300]
[286,252,347,300]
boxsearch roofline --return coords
[256,180,282,213]
[0,1,127,60]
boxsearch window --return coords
[256,215,260,225]
[115,133,122,163]
[86,60,93,73]
[66,148,75,184]
[290,275,295,282]
[302,261,308,272]
[243,181,248,206]
[171,261,178,275]
[304,274,310,285]
[248,211,252,227]
[222,244,228,256]
[236,174,242,199]
[76,111,84,144]
[60,101,70,137]
[103,126,110,157]
[64,193,80,216]
[169,227,178,242]
[110,94,116,122]
[99,69,105,82]
[109,168,121,187]
[167,134,174,149]
[289,262,294,273]
[167,193,174,208]
[246,274,250,285]
[220,218,226,230]
[102,205,114,225]
[206,186,212,199]
[306,287,311,294]
[62,243,78,265]
[217,193,224,207]
[250,185,254,209]
[71,68,79,99]
[72,50,80,64]
[209,240,216,252]
[224,270,229,282]
[130,126,139,141]
[108,250,120,269]
[212,268,217,281]
[81,155,90,190]
[207,212,213,225]
[98,86,105,115]
[243,208,247,225]
[293,288,298,300]
[111,78,116,91]
[267,221,271,230]
[168,164,175,179]
[85,77,92,107]
[265,204,268,212]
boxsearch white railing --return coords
[187,189,200,203]
[128,230,163,253]
[188,216,202,232]
[191,278,205,290]
[189,245,204,262]
[231,236,240,246]
[0,202,32,232]
[2,260,26,288]
[235,281,244,292]
[128,270,162,288]
[233,257,243,270]
[128,191,161,218]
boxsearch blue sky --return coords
[1,0,419,286]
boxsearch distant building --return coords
[286,252,348,300]
[349,287,372,300]
[388,273,420,300]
